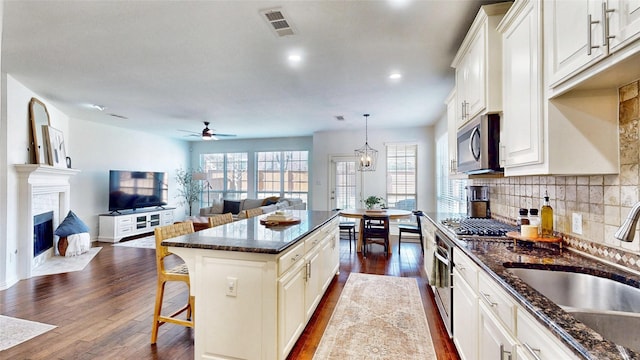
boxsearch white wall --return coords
[0,75,190,289]
[312,125,436,212]
[67,118,190,230]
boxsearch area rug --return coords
[313,273,436,360]
[31,247,102,277]
[0,315,56,351]
[112,235,155,249]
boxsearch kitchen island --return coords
[424,212,640,359]
[163,210,340,360]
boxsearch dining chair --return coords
[333,209,357,252]
[362,214,390,257]
[398,210,424,254]
[208,212,234,228]
[151,221,195,344]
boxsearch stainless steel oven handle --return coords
[434,252,449,266]
[469,126,481,161]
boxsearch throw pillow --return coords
[262,196,280,206]
[55,210,89,237]
[223,200,241,215]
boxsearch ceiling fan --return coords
[180,121,236,141]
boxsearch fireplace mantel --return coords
[15,164,81,180]
[14,164,80,279]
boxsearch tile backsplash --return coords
[472,80,640,269]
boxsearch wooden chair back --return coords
[154,221,195,273]
[208,213,234,228]
[244,207,264,219]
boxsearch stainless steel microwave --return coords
[456,114,502,174]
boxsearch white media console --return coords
[98,207,175,242]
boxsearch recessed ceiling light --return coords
[389,73,402,80]
[91,104,106,111]
[288,54,302,62]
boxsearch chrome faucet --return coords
[615,201,640,242]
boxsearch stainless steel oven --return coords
[433,229,454,337]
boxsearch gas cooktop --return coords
[441,218,518,238]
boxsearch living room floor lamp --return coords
[354,114,377,171]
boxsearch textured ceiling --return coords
[2,0,503,140]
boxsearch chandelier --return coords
[354,114,378,171]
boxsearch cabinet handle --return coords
[464,101,469,119]
[500,344,512,360]
[480,291,497,307]
[587,14,600,55]
[602,2,615,47]
[291,254,301,262]
[457,265,466,271]
[523,343,542,360]
[461,102,466,121]
[306,262,311,281]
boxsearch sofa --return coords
[199,197,306,220]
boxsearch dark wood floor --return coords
[0,234,459,360]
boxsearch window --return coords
[386,144,417,211]
[436,133,466,213]
[200,153,248,204]
[256,151,309,203]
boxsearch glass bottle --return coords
[517,208,529,231]
[541,192,554,237]
[528,208,540,236]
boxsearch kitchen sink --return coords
[506,267,640,352]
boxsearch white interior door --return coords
[329,156,362,210]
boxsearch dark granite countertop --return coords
[425,212,640,360]
[162,210,338,254]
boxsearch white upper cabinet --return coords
[446,89,466,178]
[547,0,608,87]
[547,0,640,93]
[499,0,544,168]
[608,0,640,52]
[452,2,512,128]
[497,0,620,176]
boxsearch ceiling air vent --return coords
[260,8,296,37]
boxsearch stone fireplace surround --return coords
[14,165,80,279]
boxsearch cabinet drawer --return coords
[517,310,578,360]
[304,229,325,252]
[279,242,305,276]
[118,225,134,235]
[454,247,479,292]
[117,216,133,225]
[478,272,516,333]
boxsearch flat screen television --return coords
[108,170,169,213]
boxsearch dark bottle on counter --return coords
[517,208,529,231]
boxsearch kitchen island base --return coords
[168,214,339,360]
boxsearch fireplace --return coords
[15,165,80,279]
[34,211,54,257]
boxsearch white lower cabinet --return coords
[186,217,339,360]
[517,308,579,360]
[453,267,478,360]
[479,302,518,360]
[304,243,323,320]
[452,248,579,360]
[278,260,306,359]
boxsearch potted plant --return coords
[364,196,385,210]
[175,168,202,216]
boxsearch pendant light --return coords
[354,114,378,171]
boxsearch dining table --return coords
[338,208,413,253]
